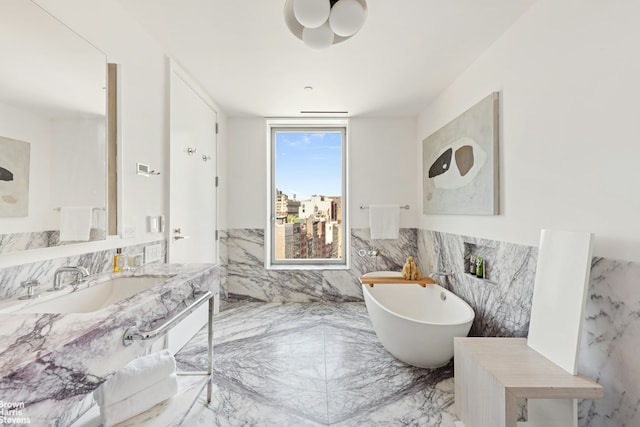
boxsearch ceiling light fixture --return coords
[284,0,368,50]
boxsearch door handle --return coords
[174,235,190,240]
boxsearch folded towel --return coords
[59,206,93,242]
[369,204,400,239]
[94,350,176,408]
[99,373,179,426]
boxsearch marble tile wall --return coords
[578,257,640,427]
[0,229,106,254]
[0,240,167,301]
[227,228,418,302]
[417,230,537,337]
[418,229,640,427]
[0,231,56,254]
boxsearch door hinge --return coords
[215,176,219,187]
[215,122,219,134]
[215,229,219,240]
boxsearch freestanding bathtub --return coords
[362,271,475,368]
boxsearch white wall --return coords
[227,117,417,230]
[417,0,640,262]
[350,117,417,228]
[226,118,265,229]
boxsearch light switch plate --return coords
[147,216,159,233]
[123,225,136,239]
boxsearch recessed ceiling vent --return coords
[300,110,349,114]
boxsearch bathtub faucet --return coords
[52,265,90,291]
[428,271,454,279]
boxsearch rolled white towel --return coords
[100,373,179,426]
[94,349,176,408]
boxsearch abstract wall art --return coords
[0,136,30,217]
[422,92,499,215]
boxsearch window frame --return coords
[266,118,349,270]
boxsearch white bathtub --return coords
[362,271,475,368]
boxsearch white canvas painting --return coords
[422,92,499,215]
[0,136,30,217]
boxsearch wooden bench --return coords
[454,337,603,427]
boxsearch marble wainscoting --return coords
[0,231,56,254]
[176,302,458,426]
[227,228,418,303]
[0,240,167,301]
[578,257,640,427]
[0,229,106,254]
[417,230,537,337]
[418,229,640,427]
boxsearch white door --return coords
[167,67,217,353]
[169,68,217,264]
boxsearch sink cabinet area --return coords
[0,263,220,427]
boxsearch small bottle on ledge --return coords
[475,257,484,279]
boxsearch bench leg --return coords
[517,399,577,427]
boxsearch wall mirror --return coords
[0,0,108,254]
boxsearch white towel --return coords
[94,350,177,408]
[369,204,400,239]
[59,206,93,242]
[99,373,179,426]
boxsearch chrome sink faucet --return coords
[51,266,90,291]
[19,280,41,300]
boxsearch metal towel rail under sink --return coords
[122,290,214,405]
[122,290,212,346]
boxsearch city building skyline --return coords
[274,189,343,261]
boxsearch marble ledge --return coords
[0,263,219,425]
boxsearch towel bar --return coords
[123,291,212,346]
[53,207,106,211]
[360,205,410,210]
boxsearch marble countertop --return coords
[0,263,219,423]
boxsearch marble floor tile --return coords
[176,302,458,426]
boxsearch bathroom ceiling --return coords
[116,0,537,117]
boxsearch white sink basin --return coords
[3,275,175,314]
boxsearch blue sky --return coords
[275,131,342,200]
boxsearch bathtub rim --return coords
[361,272,475,327]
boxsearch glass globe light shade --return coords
[302,21,335,50]
[329,0,367,37]
[294,0,331,29]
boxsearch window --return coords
[267,119,348,268]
